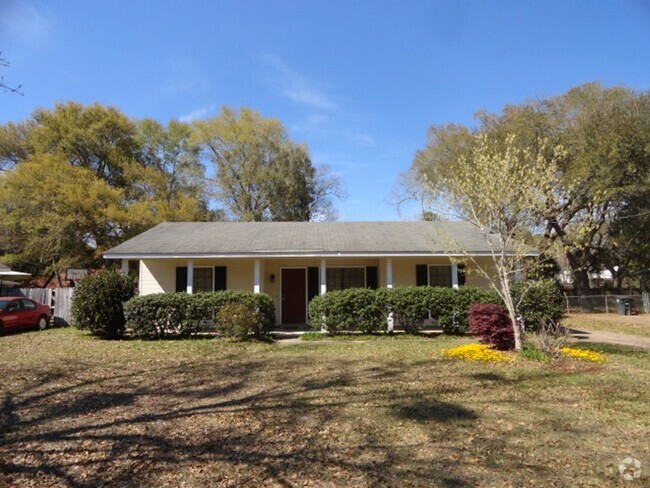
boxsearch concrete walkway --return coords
[569,328,650,350]
[271,329,650,350]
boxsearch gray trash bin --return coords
[616,297,633,315]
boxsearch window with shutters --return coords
[193,267,213,293]
[326,267,365,291]
[428,265,452,287]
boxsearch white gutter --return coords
[105,251,538,259]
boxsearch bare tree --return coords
[423,134,567,350]
[0,52,23,95]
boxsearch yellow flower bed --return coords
[560,347,607,363]
[442,344,514,363]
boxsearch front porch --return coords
[135,256,493,326]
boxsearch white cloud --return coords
[261,53,337,110]
[179,105,214,122]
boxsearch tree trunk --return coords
[500,275,523,351]
[566,251,593,311]
[504,298,523,351]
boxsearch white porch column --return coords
[320,258,327,295]
[253,259,261,293]
[120,259,129,274]
[386,258,393,288]
[451,262,459,289]
[186,259,194,294]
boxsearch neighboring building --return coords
[0,263,32,297]
[21,272,76,289]
[104,221,503,326]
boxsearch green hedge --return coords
[439,287,502,335]
[124,291,275,339]
[376,287,431,334]
[308,282,563,335]
[308,288,384,334]
[309,286,502,335]
[511,279,565,332]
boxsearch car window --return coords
[22,300,37,311]
[0,301,7,312]
[6,300,23,312]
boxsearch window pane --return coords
[193,268,213,293]
[326,268,365,291]
[345,268,365,288]
[326,268,342,291]
[429,266,452,287]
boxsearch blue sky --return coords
[2,0,650,220]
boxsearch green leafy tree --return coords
[0,155,125,274]
[606,194,650,288]
[192,106,341,221]
[406,83,650,296]
[28,102,141,189]
[0,102,212,274]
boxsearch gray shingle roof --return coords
[104,221,515,258]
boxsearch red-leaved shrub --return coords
[468,303,515,350]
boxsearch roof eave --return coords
[104,251,537,259]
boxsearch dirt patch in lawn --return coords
[1,328,648,487]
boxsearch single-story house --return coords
[104,221,500,326]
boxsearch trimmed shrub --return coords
[308,288,384,334]
[468,303,514,350]
[430,287,501,335]
[186,290,275,337]
[71,270,136,339]
[377,287,430,334]
[310,286,502,336]
[124,291,275,339]
[123,292,192,339]
[511,279,564,332]
[216,302,260,340]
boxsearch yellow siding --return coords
[137,256,500,323]
[464,257,496,289]
[139,258,255,296]
[140,259,180,294]
[390,257,456,287]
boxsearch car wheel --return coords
[0,320,3,335]
[37,315,48,331]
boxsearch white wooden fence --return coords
[16,287,75,325]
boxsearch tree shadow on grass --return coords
[0,353,561,487]
[393,399,478,423]
[470,372,507,382]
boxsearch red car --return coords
[0,297,52,334]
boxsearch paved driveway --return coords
[569,328,650,350]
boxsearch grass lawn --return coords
[299,331,439,341]
[1,328,648,487]
[565,313,650,338]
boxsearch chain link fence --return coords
[565,293,649,314]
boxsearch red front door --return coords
[282,268,306,324]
